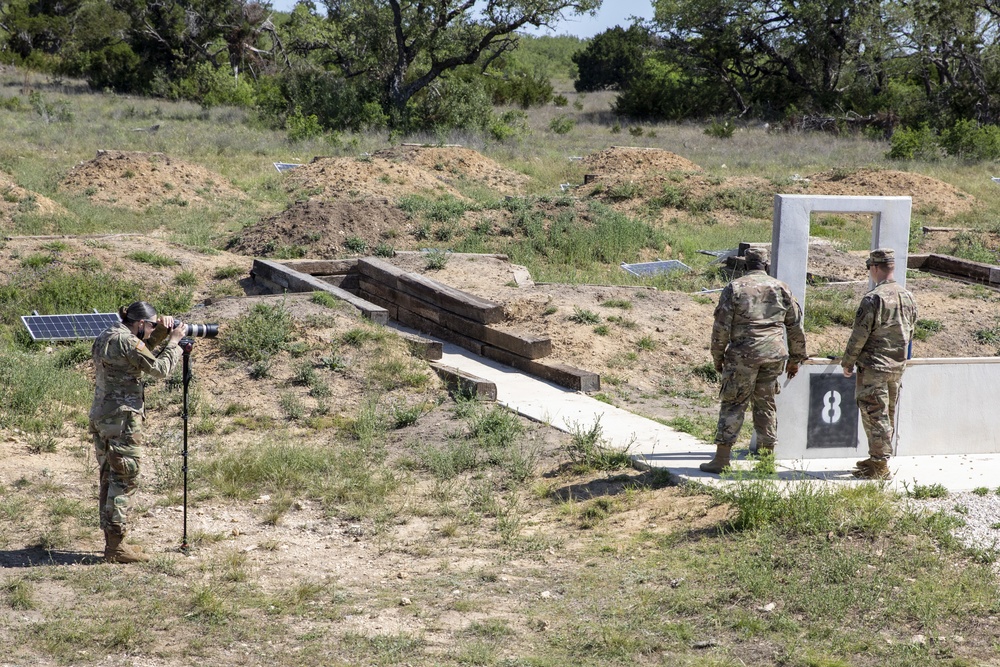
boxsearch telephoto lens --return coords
[183,323,220,338]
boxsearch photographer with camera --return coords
[89,301,185,563]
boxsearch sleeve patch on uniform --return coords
[135,340,147,351]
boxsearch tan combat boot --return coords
[104,531,150,564]
[852,457,890,480]
[700,445,732,474]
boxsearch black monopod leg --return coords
[180,337,195,553]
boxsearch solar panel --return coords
[21,312,120,341]
[621,260,691,278]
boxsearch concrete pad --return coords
[394,325,995,493]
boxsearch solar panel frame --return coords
[620,260,691,278]
[21,312,121,341]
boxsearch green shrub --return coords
[213,266,244,280]
[173,270,198,287]
[704,119,735,139]
[913,319,943,341]
[565,417,631,472]
[128,251,180,268]
[425,249,450,270]
[311,291,339,308]
[940,119,1000,161]
[569,307,600,324]
[886,124,940,160]
[286,107,324,142]
[906,482,948,499]
[343,236,368,253]
[221,303,295,363]
[549,114,575,134]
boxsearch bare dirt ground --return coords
[374,145,531,195]
[229,198,413,257]
[60,150,248,210]
[0,172,67,220]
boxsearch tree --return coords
[285,0,601,127]
[572,24,651,92]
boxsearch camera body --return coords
[175,322,219,338]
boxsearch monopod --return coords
[180,337,195,553]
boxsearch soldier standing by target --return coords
[841,248,917,480]
[703,247,807,474]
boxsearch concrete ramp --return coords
[412,329,995,492]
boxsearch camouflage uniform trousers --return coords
[714,359,786,447]
[855,366,903,459]
[89,409,143,536]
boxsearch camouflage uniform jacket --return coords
[711,270,807,367]
[842,279,917,372]
[89,322,181,421]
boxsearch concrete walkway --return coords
[405,326,991,492]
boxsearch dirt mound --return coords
[805,168,975,218]
[61,150,246,210]
[230,198,412,257]
[287,156,463,201]
[373,145,530,195]
[581,146,703,176]
[0,172,68,220]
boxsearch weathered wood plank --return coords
[359,277,441,323]
[430,363,496,401]
[356,289,398,320]
[280,259,358,275]
[394,305,484,355]
[252,259,388,324]
[360,274,550,358]
[437,311,552,359]
[318,274,360,291]
[481,345,600,392]
[397,271,504,324]
[923,254,994,282]
[907,254,929,270]
[358,257,504,324]
[398,331,443,361]
[251,273,285,295]
[356,257,407,290]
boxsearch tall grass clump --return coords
[718,479,895,537]
[0,347,91,432]
[221,303,295,363]
[565,417,631,472]
[200,436,398,519]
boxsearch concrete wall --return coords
[776,358,1000,458]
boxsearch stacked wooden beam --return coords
[356,258,599,392]
[250,259,387,324]
[909,253,1000,287]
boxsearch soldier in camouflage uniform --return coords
[841,248,917,480]
[90,301,185,563]
[702,247,807,474]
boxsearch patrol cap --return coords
[865,248,895,268]
[744,247,769,265]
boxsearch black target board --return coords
[22,312,120,341]
[806,374,859,449]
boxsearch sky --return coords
[265,0,655,38]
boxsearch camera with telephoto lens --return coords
[175,321,219,338]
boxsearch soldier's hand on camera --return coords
[168,323,186,344]
[157,315,176,330]
[786,363,799,379]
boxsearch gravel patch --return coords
[908,491,1000,553]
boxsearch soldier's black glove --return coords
[786,362,799,379]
